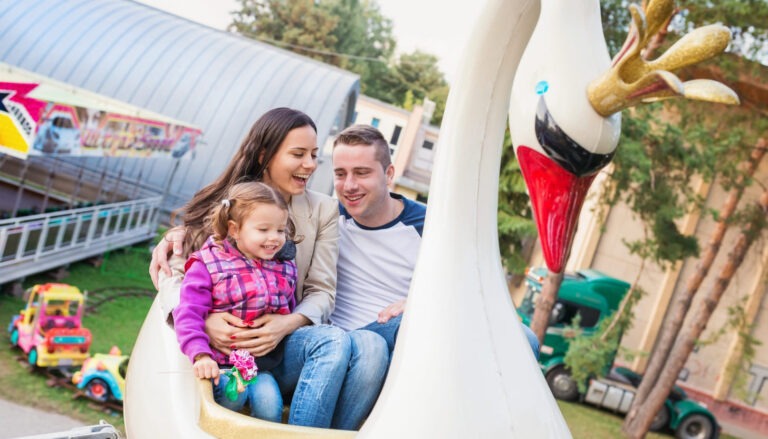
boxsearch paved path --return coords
[0,398,85,439]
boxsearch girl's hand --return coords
[231,314,309,357]
[149,227,185,288]
[205,313,250,355]
[192,354,220,385]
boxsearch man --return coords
[329,124,539,357]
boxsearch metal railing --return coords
[0,196,162,285]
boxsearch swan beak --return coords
[516,146,597,273]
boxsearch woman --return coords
[150,108,387,430]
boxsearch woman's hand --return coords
[378,299,406,323]
[205,313,250,355]
[149,227,185,288]
[230,314,310,357]
[192,354,220,385]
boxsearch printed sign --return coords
[0,82,47,159]
[0,81,201,159]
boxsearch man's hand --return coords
[378,299,406,323]
[230,314,310,357]
[149,227,185,288]
[192,354,220,385]
[205,313,250,355]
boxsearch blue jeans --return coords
[361,314,540,360]
[331,329,389,430]
[212,370,283,422]
[523,324,541,360]
[361,314,402,355]
[271,324,351,428]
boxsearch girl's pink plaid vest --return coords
[186,236,297,323]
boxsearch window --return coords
[422,140,434,150]
[371,117,380,128]
[549,300,601,328]
[390,125,402,145]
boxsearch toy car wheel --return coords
[9,328,19,347]
[650,404,670,432]
[86,378,111,403]
[28,348,38,367]
[546,366,579,401]
[675,413,715,439]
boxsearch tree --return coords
[230,0,397,99]
[229,1,451,122]
[230,0,340,64]
[384,51,450,124]
[498,127,537,277]
[623,141,766,437]
[587,1,768,438]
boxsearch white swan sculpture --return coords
[125,0,736,437]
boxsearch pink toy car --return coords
[8,283,92,368]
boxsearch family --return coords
[149,107,539,431]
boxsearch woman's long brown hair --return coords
[171,107,316,256]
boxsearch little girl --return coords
[173,182,297,422]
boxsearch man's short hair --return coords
[333,124,392,170]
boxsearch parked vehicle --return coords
[8,283,91,368]
[518,268,720,438]
[585,367,720,438]
[73,346,128,403]
[517,266,630,400]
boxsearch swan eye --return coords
[535,80,549,95]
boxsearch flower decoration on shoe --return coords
[223,349,258,401]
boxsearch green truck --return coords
[517,267,720,439]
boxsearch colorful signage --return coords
[0,81,201,160]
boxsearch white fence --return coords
[0,196,161,285]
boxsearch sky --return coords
[133,0,489,84]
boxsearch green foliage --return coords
[230,0,341,63]
[676,0,768,61]
[564,286,645,392]
[498,126,536,275]
[229,0,449,124]
[599,0,632,57]
[402,89,415,111]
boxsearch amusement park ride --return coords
[125,0,738,437]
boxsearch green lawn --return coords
[1,242,157,433]
[0,243,738,438]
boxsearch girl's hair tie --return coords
[221,199,230,208]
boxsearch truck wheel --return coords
[86,378,111,403]
[650,405,670,432]
[28,348,38,367]
[675,414,715,439]
[546,366,579,401]
[9,329,19,347]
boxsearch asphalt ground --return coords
[0,398,85,439]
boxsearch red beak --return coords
[516,146,596,273]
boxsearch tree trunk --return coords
[530,271,564,346]
[623,187,767,438]
[623,140,766,431]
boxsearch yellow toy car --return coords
[73,346,128,403]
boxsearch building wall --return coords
[352,96,411,158]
